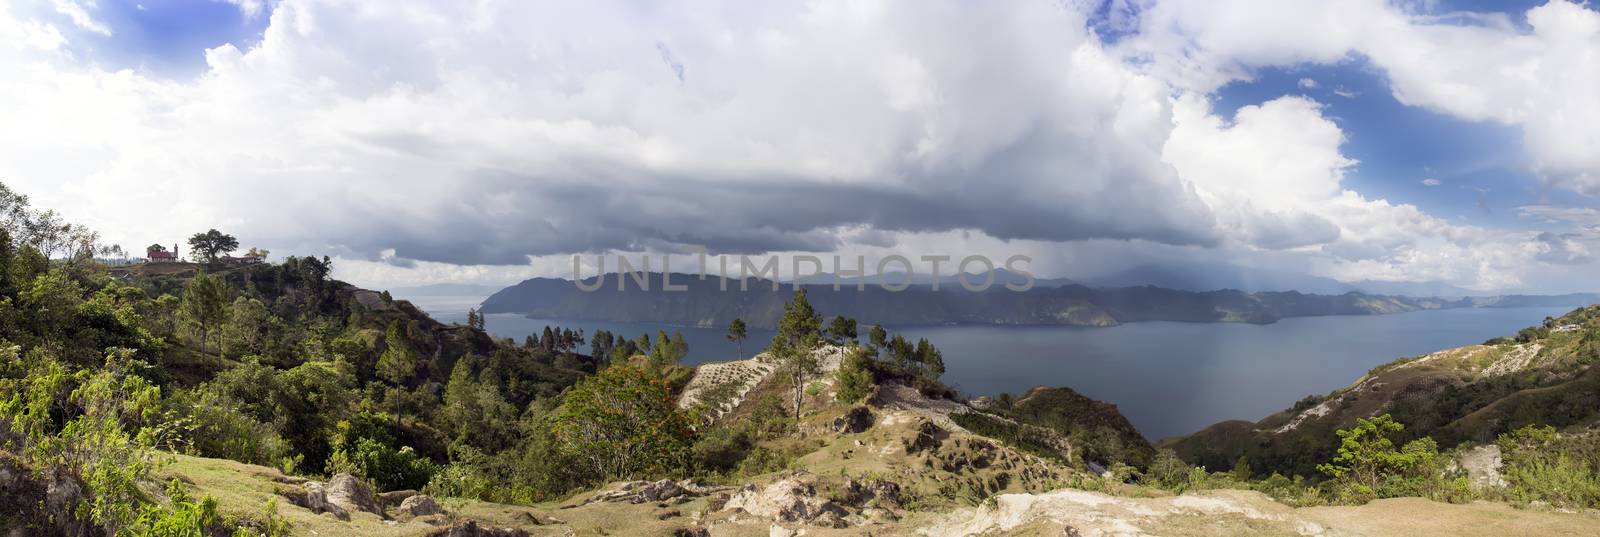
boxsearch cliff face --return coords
[479,273,1596,329]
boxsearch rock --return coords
[293,481,350,520]
[904,420,945,454]
[840,479,902,509]
[673,527,711,537]
[325,473,384,517]
[722,474,849,528]
[832,406,876,434]
[400,494,444,516]
[1459,444,1508,490]
[378,489,418,508]
[583,479,727,505]
[425,520,530,537]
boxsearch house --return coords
[147,244,180,263]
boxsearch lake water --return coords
[411,294,1571,441]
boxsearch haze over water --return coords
[417,296,1568,440]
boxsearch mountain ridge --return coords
[477,272,1599,329]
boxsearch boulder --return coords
[426,520,530,537]
[377,489,418,508]
[325,473,384,517]
[400,494,444,516]
[294,481,350,520]
[722,474,849,528]
[832,406,875,434]
[583,479,726,505]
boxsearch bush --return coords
[327,412,437,491]
[1498,425,1600,508]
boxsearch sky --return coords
[0,0,1597,293]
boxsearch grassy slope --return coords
[1164,304,1600,475]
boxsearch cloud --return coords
[1421,178,1441,186]
[0,0,1593,292]
[1126,0,1600,196]
[0,0,1226,267]
[48,0,109,36]
[1297,77,1318,89]
[217,0,265,19]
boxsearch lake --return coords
[409,294,1570,441]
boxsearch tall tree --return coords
[868,325,888,350]
[769,289,822,421]
[179,273,229,360]
[187,229,239,265]
[726,318,748,360]
[826,316,857,345]
[377,320,419,384]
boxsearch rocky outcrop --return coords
[325,473,384,517]
[281,473,384,520]
[425,520,530,537]
[721,473,850,528]
[1458,445,1508,491]
[582,479,728,505]
[400,494,444,516]
[377,489,418,508]
[833,406,876,433]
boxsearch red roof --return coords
[149,251,177,259]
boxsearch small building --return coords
[147,244,180,263]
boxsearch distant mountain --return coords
[476,272,1595,329]
[792,268,1076,289]
[1079,261,1475,297]
[387,283,507,296]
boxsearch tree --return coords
[647,330,688,372]
[834,348,876,404]
[826,316,857,345]
[919,339,945,379]
[868,325,888,350]
[223,296,270,357]
[377,320,419,384]
[769,289,822,421]
[146,243,167,253]
[187,229,239,265]
[466,308,481,330]
[1317,414,1412,502]
[180,273,229,359]
[548,364,694,482]
[726,318,748,359]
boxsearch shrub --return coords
[327,412,437,491]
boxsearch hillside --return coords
[479,273,1597,329]
[1165,304,1600,477]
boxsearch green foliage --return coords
[770,289,823,421]
[186,229,239,265]
[327,411,438,491]
[726,318,747,359]
[376,320,418,385]
[179,273,229,359]
[1497,425,1600,508]
[161,386,291,466]
[548,364,695,483]
[833,348,876,404]
[646,330,688,372]
[1316,414,1468,504]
